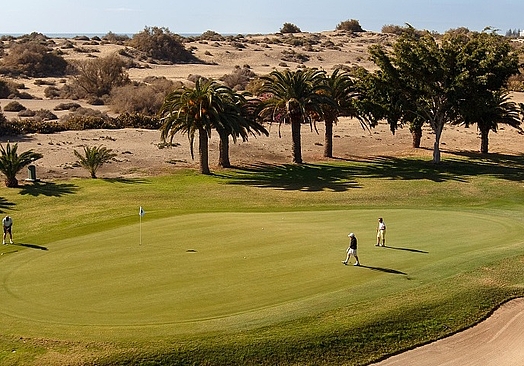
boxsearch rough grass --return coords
[1,156,524,365]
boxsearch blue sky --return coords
[2,0,524,35]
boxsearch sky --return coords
[2,0,524,36]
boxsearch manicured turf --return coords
[2,208,523,342]
[1,156,524,364]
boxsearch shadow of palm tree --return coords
[218,152,524,191]
[358,264,407,275]
[12,242,48,251]
[336,152,524,182]
[219,163,361,191]
[19,181,78,197]
[0,197,16,212]
[102,177,149,184]
[385,246,429,254]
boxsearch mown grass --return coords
[1,153,524,365]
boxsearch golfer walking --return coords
[342,232,360,266]
[2,215,13,245]
[376,217,386,247]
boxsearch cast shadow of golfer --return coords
[12,243,48,251]
[358,265,407,275]
[385,246,428,254]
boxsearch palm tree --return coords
[0,142,43,187]
[320,68,356,158]
[259,68,329,164]
[215,94,268,168]
[458,91,521,154]
[73,145,117,178]
[160,79,246,174]
[476,91,521,154]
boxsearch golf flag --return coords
[139,206,145,217]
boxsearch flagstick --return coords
[139,214,142,246]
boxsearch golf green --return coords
[1,208,521,341]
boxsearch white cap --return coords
[348,233,354,237]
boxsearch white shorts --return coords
[348,248,357,256]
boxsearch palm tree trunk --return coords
[324,118,334,158]
[5,176,18,188]
[218,131,231,168]
[291,118,302,164]
[480,128,489,154]
[198,128,211,175]
[410,125,422,148]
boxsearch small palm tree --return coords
[320,68,356,158]
[74,145,117,178]
[259,68,329,164]
[0,142,43,188]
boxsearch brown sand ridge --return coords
[2,31,524,364]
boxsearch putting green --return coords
[1,209,522,340]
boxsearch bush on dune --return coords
[0,41,68,77]
[129,26,202,64]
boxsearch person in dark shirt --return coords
[342,232,360,266]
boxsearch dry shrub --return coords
[17,109,57,120]
[280,23,301,34]
[3,101,26,112]
[54,102,82,111]
[0,79,22,98]
[110,84,163,115]
[220,65,257,91]
[70,53,130,98]
[129,26,200,64]
[110,76,178,115]
[336,19,365,33]
[0,41,68,77]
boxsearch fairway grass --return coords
[2,157,524,365]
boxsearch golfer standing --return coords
[2,215,13,245]
[376,217,386,247]
[342,233,360,266]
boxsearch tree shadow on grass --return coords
[19,181,78,197]
[0,197,16,212]
[218,152,524,191]
[218,163,361,191]
[102,177,149,185]
[12,242,48,251]
[338,151,524,183]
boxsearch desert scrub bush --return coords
[17,108,57,120]
[114,112,162,129]
[102,31,130,45]
[34,79,56,86]
[280,23,301,34]
[281,49,310,63]
[54,102,82,111]
[70,53,130,98]
[110,76,178,115]
[220,65,257,91]
[336,19,365,32]
[61,114,114,130]
[110,83,165,115]
[3,101,26,112]
[0,79,23,98]
[0,41,68,77]
[196,30,225,42]
[17,109,35,117]
[129,26,201,64]
[0,118,65,135]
